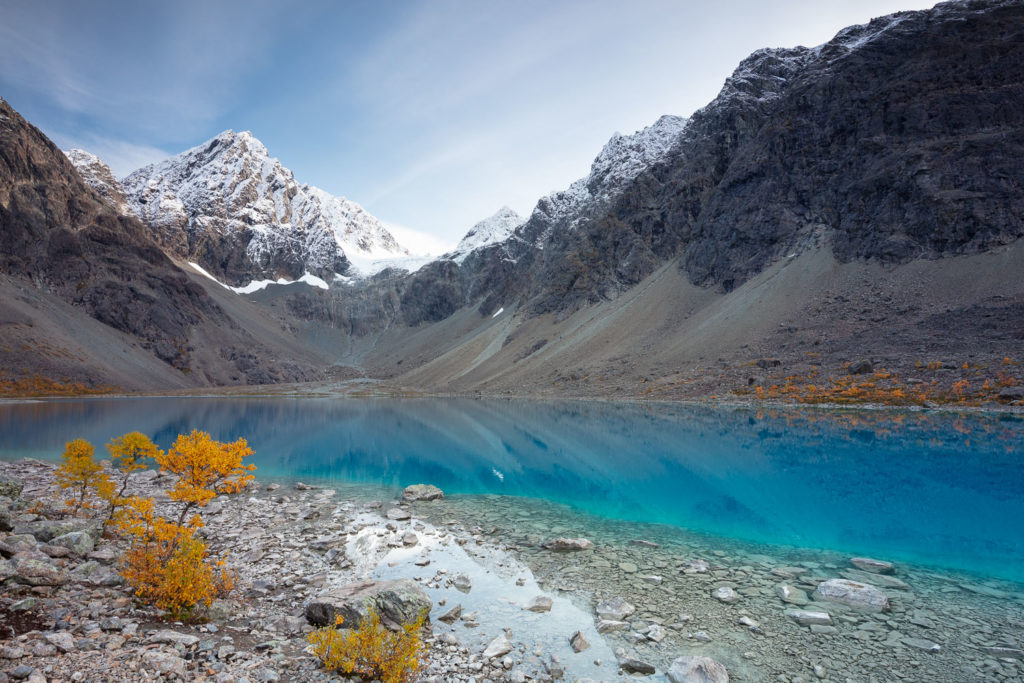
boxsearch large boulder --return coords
[0,474,24,499]
[49,531,96,557]
[7,556,65,586]
[402,484,444,502]
[668,656,730,683]
[17,519,100,543]
[813,578,889,612]
[305,579,431,630]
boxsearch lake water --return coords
[1,397,1022,582]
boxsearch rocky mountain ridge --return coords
[121,130,408,287]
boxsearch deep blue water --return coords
[1,397,1022,581]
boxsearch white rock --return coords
[596,597,635,621]
[713,586,741,604]
[668,655,730,683]
[814,578,889,612]
[483,634,513,659]
[525,595,553,612]
[786,609,833,626]
[850,557,895,574]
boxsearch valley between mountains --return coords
[1,0,1022,407]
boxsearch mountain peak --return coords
[453,206,524,257]
[64,148,136,217]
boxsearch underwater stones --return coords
[437,604,462,623]
[850,557,895,574]
[596,597,635,621]
[620,656,656,675]
[304,578,431,630]
[682,559,710,574]
[525,595,553,612]
[814,578,889,612]
[597,619,628,633]
[713,586,741,604]
[786,609,833,626]
[402,484,445,501]
[902,637,942,652]
[569,630,590,652]
[776,584,810,605]
[841,569,909,590]
[619,561,638,573]
[453,574,472,592]
[667,655,730,683]
[386,507,411,521]
[541,537,593,552]
[483,633,513,659]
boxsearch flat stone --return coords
[619,561,638,573]
[142,651,187,676]
[903,637,941,652]
[44,632,74,653]
[386,507,411,521]
[841,569,909,590]
[786,609,833,626]
[620,657,656,675]
[483,634,513,659]
[570,630,590,652]
[597,619,628,633]
[667,655,730,683]
[453,574,472,592]
[8,557,64,586]
[776,584,810,605]
[525,595,553,613]
[771,566,807,578]
[146,630,200,647]
[305,578,432,630]
[402,484,444,501]
[713,586,741,604]
[850,557,895,574]
[810,624,838,634]
[814,578,889,612]
[541,537,593,552]
[596,597,635,621]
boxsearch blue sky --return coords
[0,0,936,253]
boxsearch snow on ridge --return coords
[64,148,136,217]
[123,129,410,283]
[446,206,525,263]
[187,261,329,294]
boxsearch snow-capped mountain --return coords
[524,114,688,244]
[64,149,136,217]
[122,130,408,287]
[448,206,523,263]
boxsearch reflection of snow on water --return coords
[344,513,614,681]
[492,467,505,482]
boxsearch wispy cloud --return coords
[48,131,170,178]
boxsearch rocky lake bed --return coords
[1,459,1023,682]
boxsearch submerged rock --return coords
[483,633,513,659]
[596,597,635,621]
[814,578,889,612]
[386,507,411,521]
[402,484,445,501]
[569,630,590,652]
[713,586,741,604]
[668,655,730,683]
[620,656,656,675]
[776,584,810,605]
[786,609,833,626]
[850,557,895,574]
[541,537,593,552]
[304,578,431,630]
[525,595,553,612]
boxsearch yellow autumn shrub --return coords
[308,608,427,683]
[56,438,112,516]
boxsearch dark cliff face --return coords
[365,0,1024,328]
[0,98,221,368]
[0,99,322,384]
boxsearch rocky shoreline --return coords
[2,460,1023,682]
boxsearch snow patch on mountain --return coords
[447,206,524,263]
[122,130,408,286]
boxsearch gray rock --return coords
[386,507,411,521]
[402,484,445,501]
[786,609,833,626]
[142,651,187,677]
[483,634,513,659]
[776,584,810,605]
[848,360,874,375]
[146,630,200,647]
[841,569,909,590]
[541,537,593,552]
[998,386,1024,402]
[713,586,741,604]
[596,597,635,621]
[667,655,730,683]
[814,578,889,612]
[620,657,656,675]
[570,630,590,652]
[17,519,98,543]
[525,595,553,612]
[453,573,472,592]
[597,619,628,633]
[903,637,941,653]
[546,653,566,679]
[44,632,75,653]
[850,557,895,574]
[48,531,95,557]
[305,578,432,630]
[0,506,11,533]
[7,557,64,586]
[437,604,462,623]
[0,474,23,499]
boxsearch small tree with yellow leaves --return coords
[307,607,427,683]
[117,497,234,621]
[56,439,112,517]
[156,430,255,527]
[101,432,162,531]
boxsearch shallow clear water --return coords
[1,397,1022,581]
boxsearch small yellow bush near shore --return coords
[54,429,252,622]
[308,608,426,683]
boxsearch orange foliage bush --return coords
[56,439,111,516]
[102,432,162,532]
[308,609,427,683]
[157,430,255,526]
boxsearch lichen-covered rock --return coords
[0,474,23,499]
[16,519,99,543]
[304,578,431,630]
[7,556,65,586]
[48,531,95,557]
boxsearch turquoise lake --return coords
[1,397,1022,582]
